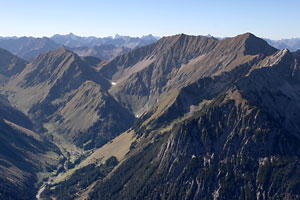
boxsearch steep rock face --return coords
[137,48,297,133]
[135,60,255,131]
[99,33,277,114]
[90,94,299,199]
[236,49,300,135]
[87,38,299,200]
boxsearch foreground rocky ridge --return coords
[89,47,300,199]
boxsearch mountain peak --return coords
[54,47,70,54]
[172,33,190,40]
[238,32,256,39]
[226,32,277,56]
[29,47,76,72]
[157,33,207,50]
[45,47,73,57]
[177,33,187,37]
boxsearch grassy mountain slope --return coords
[5,48,134,149]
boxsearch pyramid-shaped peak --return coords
[53,47,70,53]
[45,47,73,56]
[68,32,78,37]
[177,33,188,37]
[31,47,76,66]
[226,32,277,56]
[229,32,263,44]
[228,32,264,42]
[238,32,257,39]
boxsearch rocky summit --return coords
[0,33,299,200]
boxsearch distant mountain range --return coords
[0,33,159,61]
[0,37,60,61]
[51,33,159,48]
[265,38,300,51]
[68,45,131,60]
[0,33,299,63]
[0,32,299,199]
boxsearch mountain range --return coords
[51,33,158,48]
[265,38,300,52]
[0,33,159,62]
[0,32,299,199]
[1,33,300,63]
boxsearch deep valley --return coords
[0,32,299,200]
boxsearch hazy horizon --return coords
[1,32,300,41]
[1,0,300,40]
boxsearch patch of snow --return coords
[111,82,116,86]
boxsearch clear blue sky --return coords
[0,0,299,39]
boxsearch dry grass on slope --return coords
[52,130,136,184]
